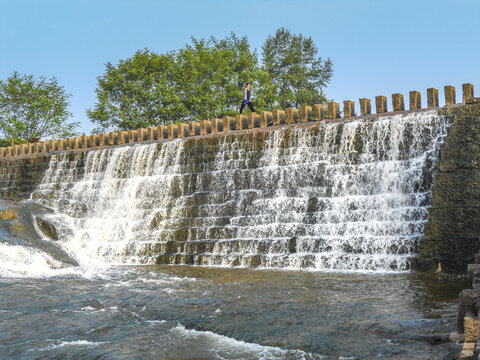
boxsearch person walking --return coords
[240,83,256,114]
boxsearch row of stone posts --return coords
[0,83,474,158]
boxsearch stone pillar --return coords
[28,143,35,154]
[168,123,179,138]
[300,106,312,123]
[118,131,129,144]
[235,115,248,130]
[375,96,388,114]
[285,108,299,124]
[190,122,200,136]
[200,120,212,135]
[409,91,421,110]
[463,83,474,103]
[20,144,28,155]
[248,112,261,128]
[57,140,66,151]
[48,140,56,152]
[328,102,340,119]
[313,104,325,120]
[128,130,137,143]
[0,148,6,157]
[147,127,157,140]
[137,128,148,142]
[359,98,371,115]
[178,123,189,138]
[223,116,235,131]
[211,118,223,133]
[272,110,285,125]
[427,88,439,108]
[74,137,83,149]
[99,134,109,146]
[41,142,48,153]
[260,111,272,127]
[343,100,355,118]
[108,132,117,145]
[392,93,405,111]
[444,85,456,105]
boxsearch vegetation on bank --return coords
[0,28,332,143]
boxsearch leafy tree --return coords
[262,27,333,109]
[0,72,78,143]
[87,49,186,132]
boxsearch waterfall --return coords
[31,111,452,272]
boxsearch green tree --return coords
[0,72,78,143]
[262,27,333,109]
[87,49,186,132]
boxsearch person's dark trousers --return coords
[240,101,255,114]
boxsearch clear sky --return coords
[1,0,478,134]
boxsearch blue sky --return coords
[1,0,478,134]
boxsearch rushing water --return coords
[0,111,464,359]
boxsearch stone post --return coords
[285,108,299,124]
[260,111,272,127]
[200,120,212,135]
[0,148,6,157]
[248,112,261,128]
[359,98,371,115]
[343,100,355,118]
[190,122,200,136]
[327,102,340,119]
[74,137,83,149]
[168,123,179,138]
[211,118,223,133]
[57,140,66,151]
[147,127,157,140]
[108,132,117,145]
[223,116,235,131]
[463,83,474,103]
[409,91,421,110]
[28,143,35,154]
[137,128,148,142]
[392,93,405,111]
[444,85,456,105]
[272,110,285,125]
[118,131,129,144]
[300,106,312,123]
[41,142,48,153]
[375,96,387,114]
[20,144,28,155]
[80,135,88,148]
[313,104,325,120]
[99,134,109,146]
[48,140,56,152]
[427,88,439,108]
[179,123,190,138]
[235,115,248,130]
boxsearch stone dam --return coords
[1,84,480,274]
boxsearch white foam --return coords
[39,340,105,351]
[171,324,321,360]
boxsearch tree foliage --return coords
[262,28,333,109]
[0,72,78,143]
[88,29,333,132]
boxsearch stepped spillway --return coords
[31,110,453,272]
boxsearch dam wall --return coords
[0,84,479,273]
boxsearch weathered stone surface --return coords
[392,93,404,111]
[409,91,421,110]
[375,96,387,113]
[272,110,285,125]
[343,100,355,117]
[300,106,312,123]
[419,104,480,273]
[327,102,340,119]
[445,85,456,105]
[465,316,480,342]
[313,104,325,120]
[285,108,299,124]
[359,98,371,115]
[427,88,439,108]
[463,83,475,103]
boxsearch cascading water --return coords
[31,110,453,272]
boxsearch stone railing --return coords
[0,83,475,158]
